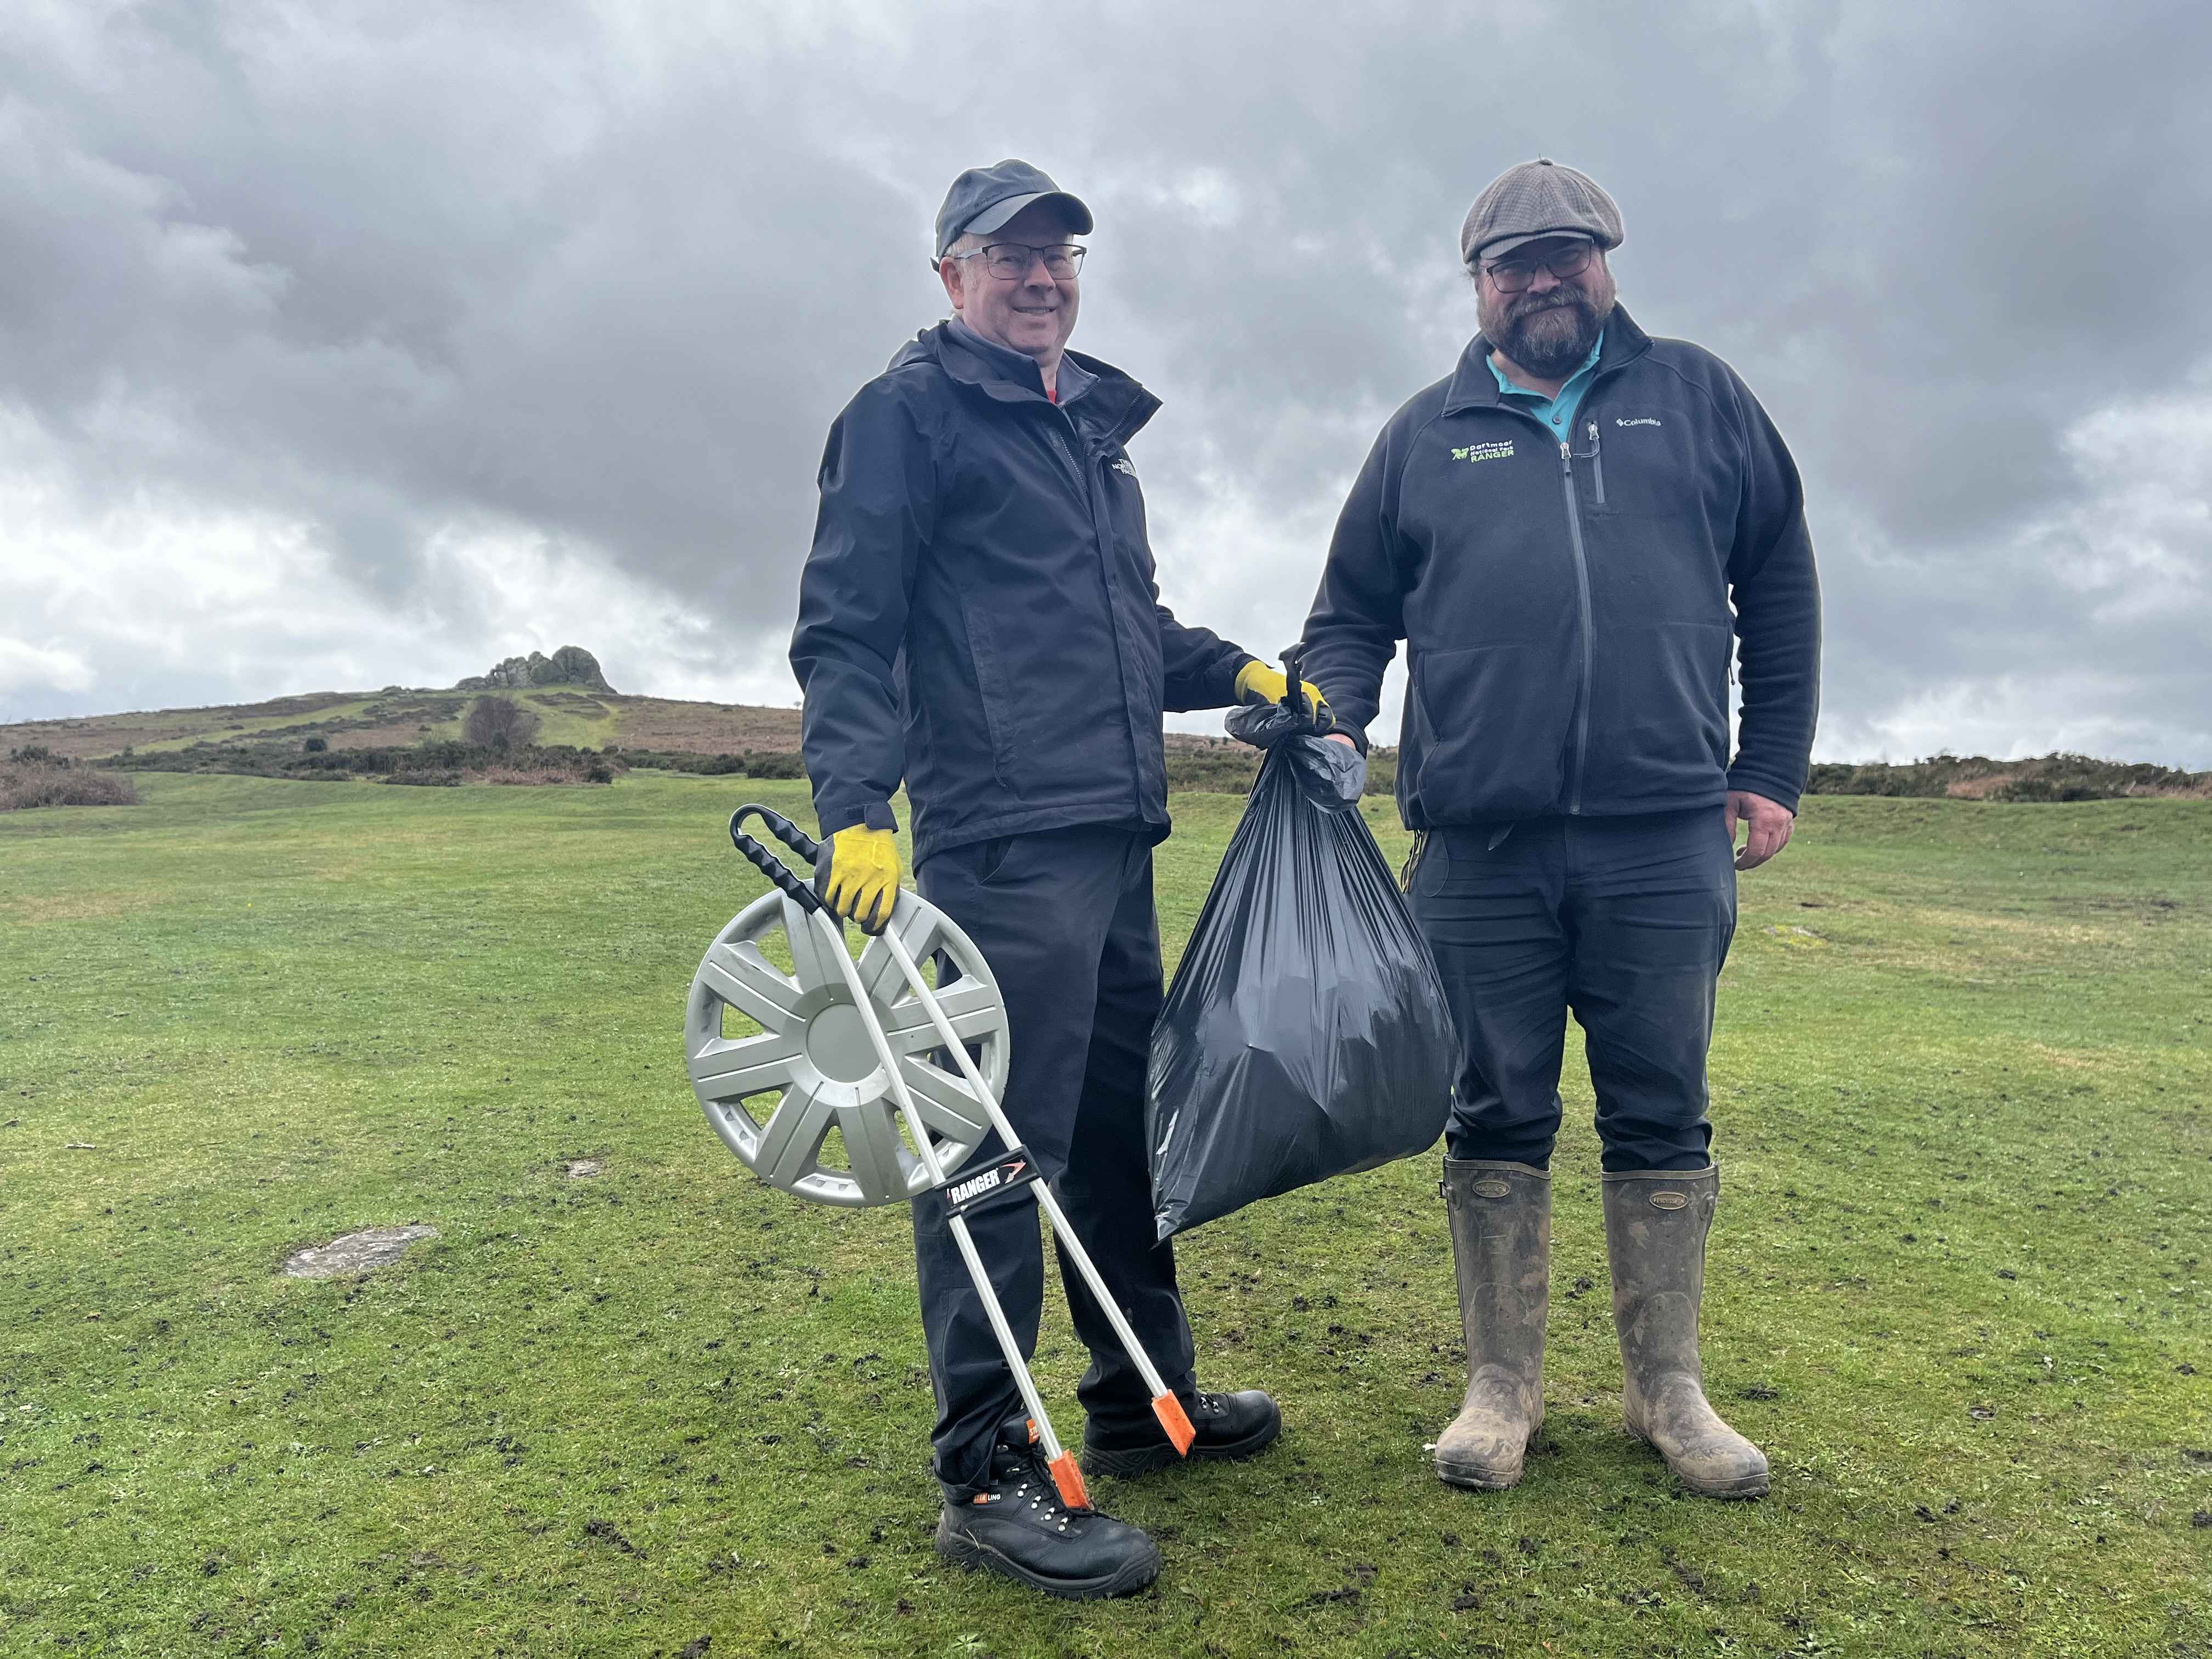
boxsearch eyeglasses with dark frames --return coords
[1480,241,1596,292]
[949,241,1087,281]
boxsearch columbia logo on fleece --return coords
[1616,417,1663,428]
[1451,441,1515,464]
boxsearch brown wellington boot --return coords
[1434,1159,1550,1489]
[1601,1166,1769,1499]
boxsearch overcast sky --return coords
[4,1,2209,765]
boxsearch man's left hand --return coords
[1724,791,1795,871]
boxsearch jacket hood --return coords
[1442,303,1653,415]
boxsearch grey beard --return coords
[1493,296,1603,378]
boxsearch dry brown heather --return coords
[610,697,804,751]
[476,764,606,786]
[325,726,436,751]
[1944,770,2212,800]
[1807,753,2212,800]
[1163,731,1246,751]
[0,758,139,810]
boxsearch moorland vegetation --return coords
[8,680,2204,805]
[0,745,139,811]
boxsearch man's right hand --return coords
[816,826,902,932]
[1234,659,1330,718]
[1724,790,1795,871]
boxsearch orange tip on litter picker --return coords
[1048,1451,1091,1510]
[1152,1391,1197,1456]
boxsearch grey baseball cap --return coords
[1460,158,1623,267]
[933,159,1093,264]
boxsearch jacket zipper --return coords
[1045,412,1088,498]
[1559,440,1595,816]
[1584,420,1605,506]
[1469,382,1615,818]
[1049,402,1150,780]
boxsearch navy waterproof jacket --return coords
[1302,306,1821,825]
[791,323,1253,867]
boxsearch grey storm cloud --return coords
[3,0,2209,764]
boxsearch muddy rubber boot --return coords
[1602,1166,1769,1499]
[1434,1159,1550,1490]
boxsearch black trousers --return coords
[911,825,1198,1500]
[1407,808,1736,1172]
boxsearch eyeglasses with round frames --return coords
[1481,241,1596,292]
[949,241,1087,281]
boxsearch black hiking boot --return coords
[934,1438,1161,1600]
[1082,1389,1282,1480]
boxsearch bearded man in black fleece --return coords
[790,160,1304,1602]
[1303,159,1820,1503]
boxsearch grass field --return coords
[3,772,2208,1658]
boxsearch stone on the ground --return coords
[282,1225,439,1279]
[565,1158,603,1179]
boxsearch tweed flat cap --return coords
[1460,158,1623,266]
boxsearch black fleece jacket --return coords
[1302,305,1820,823]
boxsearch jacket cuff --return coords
[1725,766,1802,815]
[817,799,900,837]
[1318,687,1379,753]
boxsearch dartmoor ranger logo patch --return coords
[1451,440,1515,464]
[1111,456,1137,476]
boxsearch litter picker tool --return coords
[693,804,1194,1508]
[737,806,1196,1460]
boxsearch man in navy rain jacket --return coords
[1302,160,1820,1505]
[791,161,1298,1601]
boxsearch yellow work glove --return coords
[816,825,902,933]
[1234,659,1329,717]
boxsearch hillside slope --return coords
[20,690,2200,802]
[1,687,803,761]
[1,687,1253,765]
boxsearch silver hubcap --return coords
[684,888,1009,1207]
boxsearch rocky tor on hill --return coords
[455,645,613,693]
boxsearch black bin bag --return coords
[1147,710,1455,1240]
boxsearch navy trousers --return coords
[911,825,1198,1500]
[1407,808,1736,1172]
